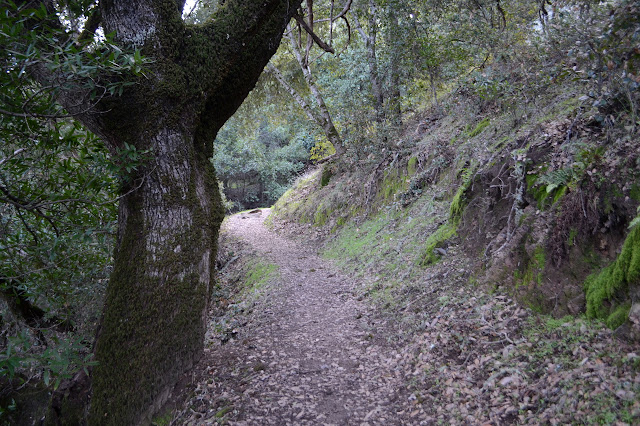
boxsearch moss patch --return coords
[467,118,490,138]
[420,222,456,266]
[380,169,408,202]
[630,183,640,202]
[245,259,279,294]
[584,226,640,329]
[449,167,476,225]
[407,156,418,176]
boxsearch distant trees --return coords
[214,116,312,210]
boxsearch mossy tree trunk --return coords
[33,0,301,423]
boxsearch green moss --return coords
[313,202,331,226]
[514,246,547,309]
[379,170,407,202]
[584,226,640,328]
[215,406,233,418]
[567,228,578,247]
[420,222,456,266]
[323,213,391,263]
[407,156,418,176]
[320,166,332,187]
[449,168,475,226]
[606,303,632,329]
[245,259,278,293]
[88,143,226,423]
[630,184,640,202]
[467,118,491,138]
[151,412,173,426]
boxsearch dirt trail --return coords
[178,209,417,425]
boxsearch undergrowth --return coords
[584,226,640,329]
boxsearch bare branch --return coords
[333,0,352,21]
[292,12,335,54]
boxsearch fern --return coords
[537,162,585,193]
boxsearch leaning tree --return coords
[12,0,304,423]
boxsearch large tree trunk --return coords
[89,125,223,423]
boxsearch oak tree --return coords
[7,0,302,423]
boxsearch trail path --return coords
[182,209,417,425]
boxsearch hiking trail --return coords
[176,208,418,425]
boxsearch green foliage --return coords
[214,117,310,210]
[630,184,640,202]
[529,143,603,209]
[0,0,148,400]
[584,226,640,328]
[0,332,96,390]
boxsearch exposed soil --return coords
[172,209,640,425]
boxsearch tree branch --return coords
[292,12,335,54]
[333,0,352,21]
[266,63,323,127]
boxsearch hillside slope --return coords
[268,60,640,340]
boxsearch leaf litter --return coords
[172,210,639,425]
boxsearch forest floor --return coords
[172,209,418,425]
[171,209,640,425]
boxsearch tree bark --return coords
[353,8,385,122]
[27,0,303,423]
[89,126,223,424]
[288,29,346,156]
[385,7,402,126]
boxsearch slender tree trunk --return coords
[386,8,402,126]
[267,63,323,127]
[429,69,439,110]
[353,12,385,122]
[288,30,346,156]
